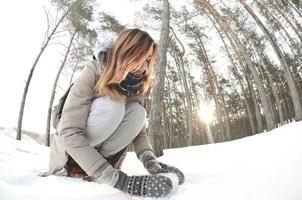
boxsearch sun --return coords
[198,101,215,124]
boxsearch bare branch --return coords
[48,41,66,47]
[42,7,51,47]
[51,33,68,40]
[52,29,68,36]
[54,7,59,24]
[43,6,50,35]
[169,26,185,56]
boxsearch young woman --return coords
[46,28,185,198]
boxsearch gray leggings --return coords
[85,96,146,157]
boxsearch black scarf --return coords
[118,70,146,97]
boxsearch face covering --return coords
[119,70,146,97]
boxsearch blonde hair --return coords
[94,28,158,102]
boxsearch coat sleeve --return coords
[127,94,155,158]
[57,61,109,178]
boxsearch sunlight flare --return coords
[198,100,216,124]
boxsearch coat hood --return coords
[93,37,114,64]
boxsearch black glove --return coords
[93,165,173,198]
[139,150,185,185]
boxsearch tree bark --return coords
[45,31,77,146]
[269,0,302,42]
[246,73,263,133]
[200,0,275,131]
[197,36,224,142]
[169,27,194,145]
[240,0,302,121]
[149,0,170,156]
[229,16,286,126]
[16,10,69,140]
[288,1,302,19]
[255,1,299,53]
[208,13,257,135]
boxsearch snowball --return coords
[158,172,179,189]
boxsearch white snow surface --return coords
[0,121,302,200]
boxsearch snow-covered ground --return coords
[0,121,302,200]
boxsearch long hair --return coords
[94,28,158,102]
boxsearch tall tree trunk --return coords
[169,27,194,145]
[166,77,174,148]
[206,55,231,141]
[288,1,302,19]
[174,87,181,147]
[238,76,256,135]
[278,80,292,122]
[230,16,286,126]
[287,9,302,34]
[174,63,189,145]
[246,73,263,133]
[231,66,257,135]
[279,29,297,55]
[68,62,78,87]
[269,0,302,42]
[200,0,276,130]
[149,0,170,156]
[240,0,302,121]
[198,37,225,142]
[256,1,299,53]
[250,40,285,125]
[166,78,174,148]
[16,10,69,140]
[208,13,256,135]
[45,31,77,146]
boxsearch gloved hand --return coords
[93,165,173,198]
[139,150,185,185]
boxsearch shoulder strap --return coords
[58,82,74,113]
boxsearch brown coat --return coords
[46,59,154,178]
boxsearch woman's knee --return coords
[98,102,147,156]
[86,96,125,145]
[89,96,125,117]
[126,102,146,125]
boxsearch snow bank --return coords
[1,121,302,200]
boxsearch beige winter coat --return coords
[47,59,154,178]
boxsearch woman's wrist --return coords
[93,165,120,186]
[138,150,157,166]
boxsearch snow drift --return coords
[0,121,302,200]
